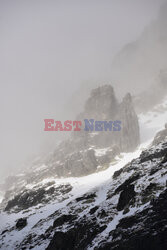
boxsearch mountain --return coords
[111,3,167,99]
[46,85,139,177]
[46,132,167,250]
[0,85,139,197]
[0,89,166,250]
[0,121,167,249]
[0,93,167,249]
[1,3,167,249]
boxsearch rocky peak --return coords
[84,85,118,119]
[119,92,140,152]
[122,92,132,104]
[44,85,140,177]
[0,85,140,184]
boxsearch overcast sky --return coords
[0,0,165,180]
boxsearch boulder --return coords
[16,218,27,230]
[117,184,136,211]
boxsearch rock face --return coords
[0,128,166,249]
[76,86,139,151]
[119,93,140,151]
[2,85,139,188]
[46,221,106,250]
[44,190,167,250]
[99,189,167,250]
[3,183,72,213]
[45,136,167,250]
[83,85,119,119]
[45,85,140,177]
[0,85,140,214]
[117,184,136,211]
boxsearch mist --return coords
[0,0,165,180]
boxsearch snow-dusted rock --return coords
[0,128,166,249]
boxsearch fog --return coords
[0,0,165,180]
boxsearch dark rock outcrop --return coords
[75,192,96,202]
[4,184,72,212]
[117,184,136,211]
[16,218,27,230]
[98,189,167,250]
[114,173,140,194]
[46,218,107,250]
[53,214,77,228]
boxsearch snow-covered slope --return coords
[0,128,167,249]
[0,97,167,250]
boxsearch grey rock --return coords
[45,85,140,177]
